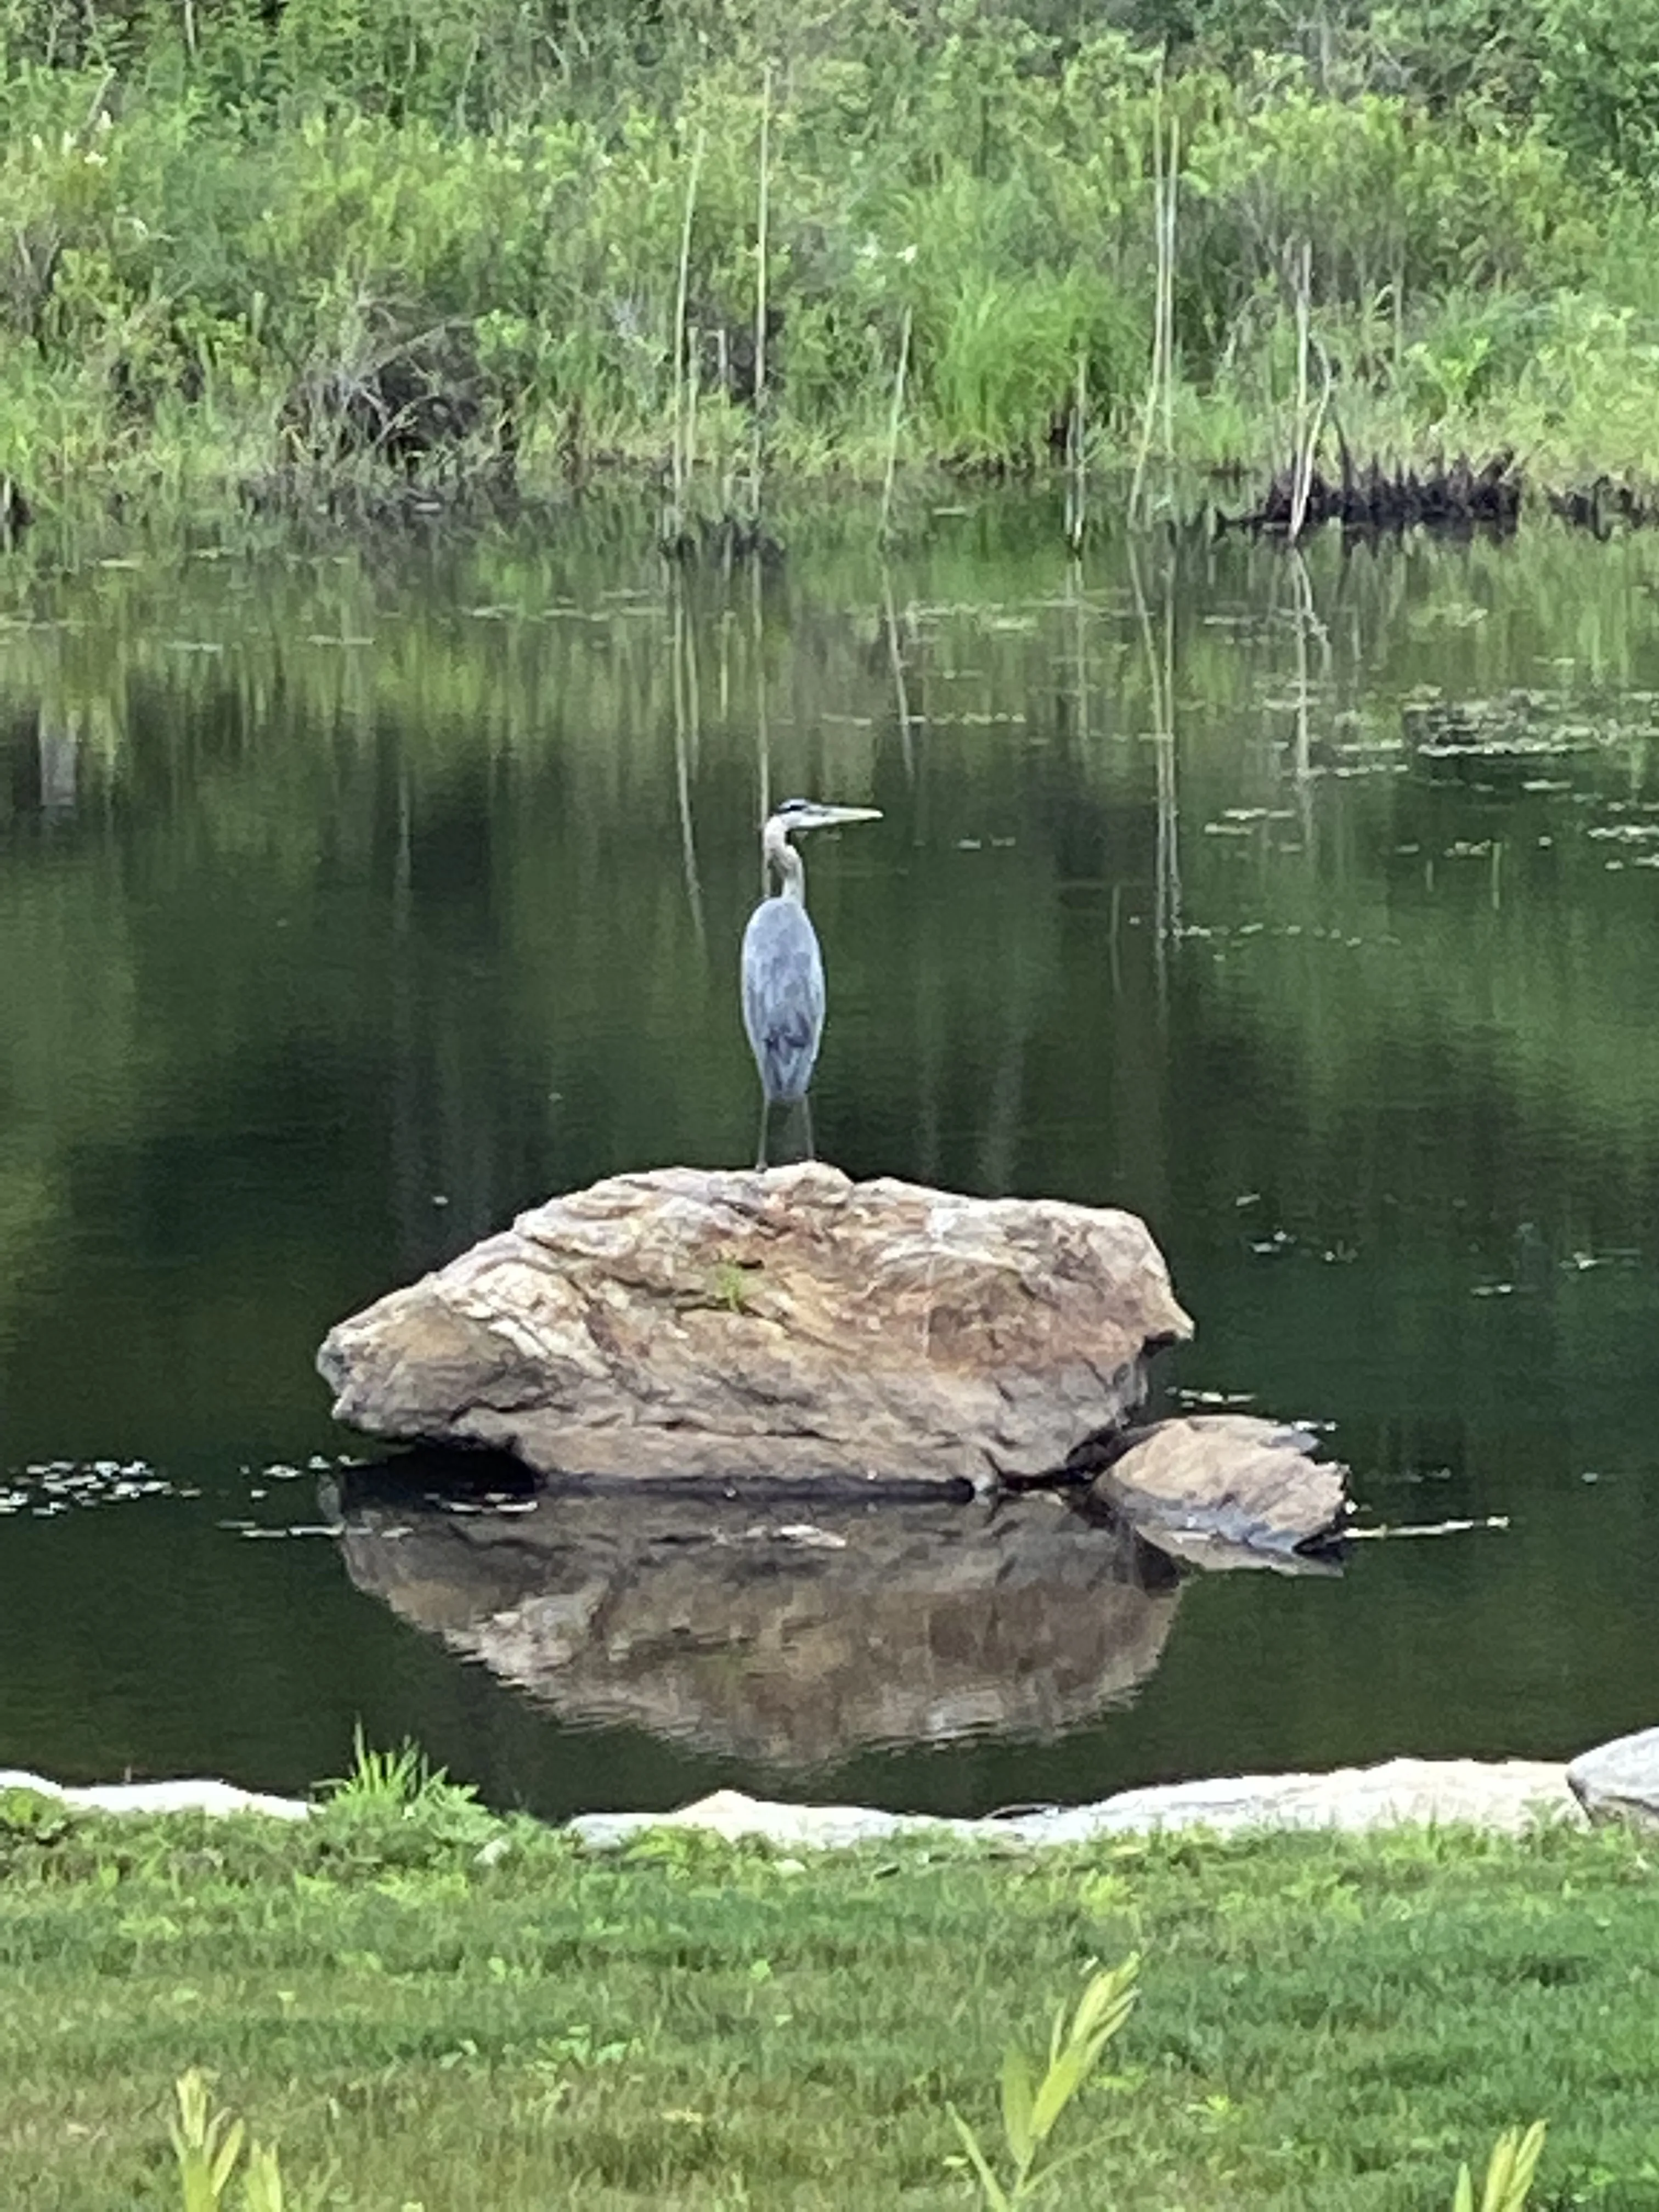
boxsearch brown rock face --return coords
[316,1164,1192,1488]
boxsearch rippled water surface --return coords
[2,500,1657,1818]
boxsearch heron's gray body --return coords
[739,800,881,1155]
[741,895,826,1103]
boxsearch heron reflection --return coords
[741,798,881,1167]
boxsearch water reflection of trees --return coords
[7,510,1659,1417]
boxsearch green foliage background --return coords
[2,0,1659,511]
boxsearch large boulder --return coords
[329,1464,1182,1768]
[317,1164,1192,1489]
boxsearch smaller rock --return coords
[1566,1726,1659,1830]
[1085,1413,1347,1560]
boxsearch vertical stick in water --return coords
[716,328,733,519]
[1070,543,1089,752]
[1289,236,1311,541]
[1129,99,1168,526]
[685,321,701,496]
[753,560,771,894]
[1287,546,1325,860]
[671,586,707,946]
[670,128,707,545]
[751,63,772,524]
[1129,539,1180,1007]
[1065,349,1088,554]
[1159,567,1180,940]
[883,568,914,782]
[1289,244,1333,544]
[1161,116,1178,471]
[879,305,912,546]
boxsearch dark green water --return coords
[1,499,1656,1819]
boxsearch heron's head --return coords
[766,798,883,838]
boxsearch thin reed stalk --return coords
[752,559,771,891]
[749,63,772,524]
[716,328,733,516]
[878,305,912,545]
[1289,239,1311,538]
[669,128,706,545]
[882,569,914,781]
[670,585,706,944]
[1130,108,1178,526]
[684,321,701,498]
[1286,546,1330,854]
[1065,349,1088,554]
[1160,115,1178,467]
[1128,104,1164,524]
[1069,552,1088,749]
[1287,240,1333,542]
[1128,539,1181,1005]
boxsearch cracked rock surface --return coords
[317,1163,1192,1487]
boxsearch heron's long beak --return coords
[814,805,882,826]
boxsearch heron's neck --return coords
[765,822,806,903]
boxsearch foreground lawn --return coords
[1,1785,1656,2209]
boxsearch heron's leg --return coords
[754,1093,770,1172]
[802,1091,816,1163]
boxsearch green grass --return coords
[1,1788,1656,2208]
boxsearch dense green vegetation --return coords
[2,1771,1656,2209]
[3,0,1659,519]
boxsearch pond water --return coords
[1,496,1656,1821]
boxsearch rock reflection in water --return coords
[328,1461,1184,1769]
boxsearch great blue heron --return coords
[741,798,881,1167]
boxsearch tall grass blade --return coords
[949,2103,1014,2211]
[953,1960,1139,2204]
[168,2070,246,2212]
[1476,2122,1548,2211]
[879,306,912,545]
[999,2047,1036,2173]
[243,2141,286,2212]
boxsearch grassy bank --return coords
[6,2,1659,526]
[2,1768,1657,2208]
